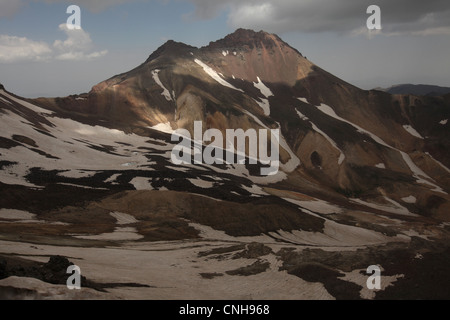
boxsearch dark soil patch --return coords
[199,273,224,279]
[276,237,450,300]
[12,135,37,147]
[0,182,117,214]
[0,161,17,170]
[375,247,450,300]
[183,196,325,237]
[233,243,273,259]
[226,260,270,276]
[0,137,21,149]
[288,263,361,300]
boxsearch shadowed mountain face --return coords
[1,29,450,300]
[379,84,450,96]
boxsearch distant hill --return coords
[376,84,450,96]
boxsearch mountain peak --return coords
[145,39,196,63]
[205,29,302,56]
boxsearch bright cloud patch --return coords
[0,23,107,63]
[53,24,108,61]
[0,35,52,63]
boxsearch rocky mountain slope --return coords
[0,29,449,300]
[378,84,450,96]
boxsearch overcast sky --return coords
[1,0,449,97]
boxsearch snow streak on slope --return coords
[241,109,300,173]
[254,99,271,117]
[150,122,174,134]
[308,101,446,194]
[402,125,423,139]
[281,198,400,247]
[151,69,172,101]
[351,197,416,216]
[0,97,12,105]
[296,107,345,165]
[399,152,445,194]
[253,77,273,116]
[0,102,163,187]
[194,59,244,92]
[402,196,417,204]
[425,152,450,174]
[254,77,273,98]
[1,89,53,115]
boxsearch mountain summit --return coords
[206,28,301,53]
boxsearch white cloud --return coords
[0,35,52,62]
[53,24,108,61]
[0,24,107,63]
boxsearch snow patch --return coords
[401,196,417,204]
[241,184,269,196]
[284,197,343,215]
[400,151,445,194]
[74,227,143,241]
[0,97,12,104]
[110,212,138,225]
[402,125,423,139]
[253,77,273,116]
[253,98,271,116]
[375,163,386,169]
[439,119,448,125]
[0,209,36,221]
[254,77,273,98]
[150,122,174,134]
[165,165,190,172]
[270,220,396,247]
[296,109,309,121]
[105,174,121,184]
[316,103,391,149]
[188,178,214,189]
[351,197,416,216]
[297,97,309,104]
[242,110,300,174]
[130,177,153,190]
[296,109,345,166]
[151,69,172,101]
[57,183,109,190]
[342,268,404,300]
[195,59,243,92]
[0,90,53,114]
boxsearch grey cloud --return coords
[0,0,138,15]
[186,0,450,35]
[41,0,138,13]
[0,0,24,18]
